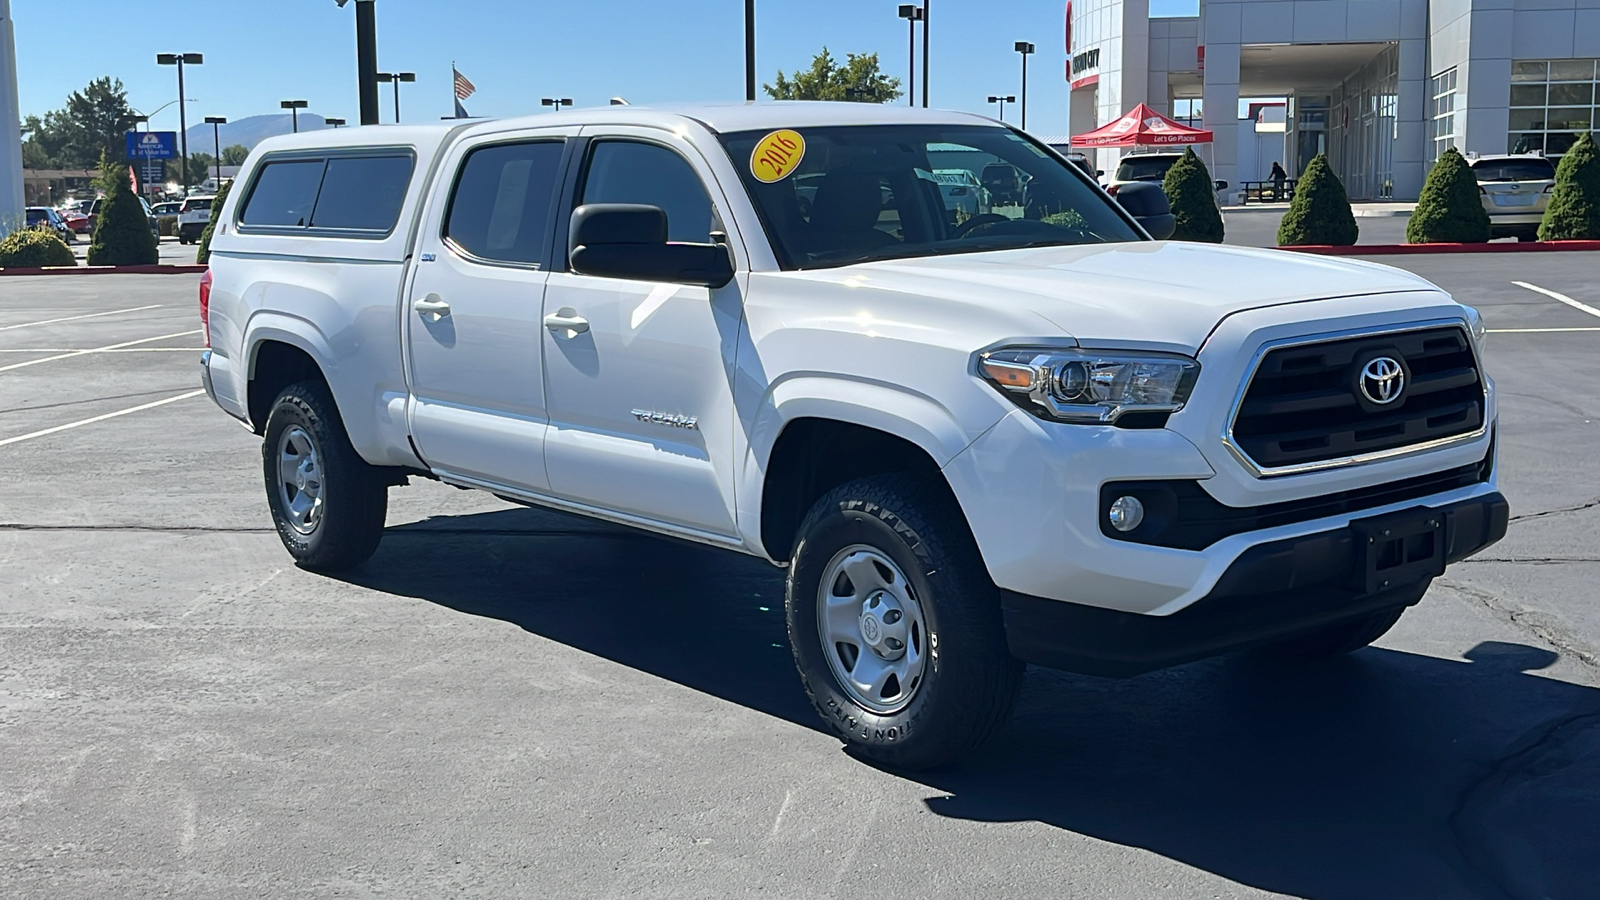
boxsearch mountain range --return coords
[181,113,331,154]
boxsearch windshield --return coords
[1114,155,1180,182]
[1471,159,1555,182]
[719,125,1141,270]
[183,198,213,211]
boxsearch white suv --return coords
[200,104,1505,768]
[177,195,215,244]
[1469,153,1556,241]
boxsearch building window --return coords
[1429,68,1458,162]
[1508,59,1599,159]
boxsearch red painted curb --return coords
[0,264,207,276]
[1280,241,1600,256]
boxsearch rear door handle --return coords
[413,295,451,320]
[544,310,590,335]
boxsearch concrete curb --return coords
[1280,241,1600,256]
[0,264,207,276]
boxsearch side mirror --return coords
[1214,180,1230,191]
[569,203,734,288]
[1115,182,1176,240]
[1095,169,1105,177]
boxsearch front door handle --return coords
[413,295,451,320]
[544,309,590,335]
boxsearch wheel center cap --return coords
[860,613,882,644]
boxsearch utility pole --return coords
[335,0,381,126]
[987,94,1015,123]
[921,0,930,107]
[157,53,203,195]
[1014,42,1035,129]
[898,6,923,107]
[744,0,756,101]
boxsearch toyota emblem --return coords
[1359,357,1405,405]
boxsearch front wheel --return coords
[262,381,388,572]
[786,475,1023,770]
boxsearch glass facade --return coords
[1508,59,1599,158]
[1333,45,1399,200]
[1429,68,1458,162]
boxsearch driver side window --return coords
[580,141,713,243]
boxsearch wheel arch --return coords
[244,320,337,435]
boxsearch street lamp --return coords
[156,53,203,195]
[325,117,347,127]
[281,99,309,133]
[921,1,930,108]
[541,98,573,111]
[333,0,381,126]
[1014,42,1035,130]
[897,5,923,107]
[744,0,756,102]
[204,116,226,189]
[987,94,1016,123]
[375,71,415,123]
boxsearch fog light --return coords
[1108,495,1145,532]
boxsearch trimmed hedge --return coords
[87,154,158,266]
[0,228,77,268]
[1407,148,1490,244]
[195,178,233,265]
[1276,153,1358,246]
[1161,148,1224,242]
[1538,132,1600,241]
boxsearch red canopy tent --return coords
[1070,103,1213,147]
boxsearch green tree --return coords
[18,79,136,170]
[1538,132,1600,241]
[1161,148,1225,242]
[87,153,158,266]
[185,153,216,187]
[195,176,234,265]
[221,144,250,167]
[1276,153,1359,246]
[765,48,902,103]
[1407,147,1490,243]
[0,228,77,268]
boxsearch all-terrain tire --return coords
[262,380,387,572]
[786,474,1023,770]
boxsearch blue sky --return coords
[16,0,1199,136]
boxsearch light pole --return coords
[281,99,309,133]
[921,0,930,107]
[1014,42,1035,129]
[325,117,347,127]
[156,53,203,195]
[376,71,414,123]
[204,116,225,189]
[334,0,381,126]
[987,94,1015,123]
[541,98,573,112]
[897,5,923,107]
[744,0,756,102]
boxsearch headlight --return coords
[978,347,1200,424]
[1462,305,1486,347]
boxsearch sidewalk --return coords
[1223,201,1416,218]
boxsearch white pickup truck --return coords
[200,103,1506,768]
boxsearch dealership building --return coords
[1067,0,1600,200]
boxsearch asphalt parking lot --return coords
[2,255,1597,898]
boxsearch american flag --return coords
[453,67,477,101]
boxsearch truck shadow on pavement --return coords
[350,506,1599,900]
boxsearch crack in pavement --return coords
[1437,579,1600,674]
[1462,557,1600,565]
[1509,497,1600,524]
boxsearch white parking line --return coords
[0,347,203,353]
[1513,281,1600,319]
[0,304,164,332]
[0,389,206,448]
[0,331,201,373]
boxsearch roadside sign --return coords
[140,159,164,189]
[126,131,178,160]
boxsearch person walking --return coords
[1269,161,1289,200]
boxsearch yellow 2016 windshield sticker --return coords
[751,130,806,183]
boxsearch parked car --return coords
[65,200,95,234]
[152,201,183,217]
[201,105,1505,769]
[25,206,76,243]
[980,162,1029,205]
[84,196,161,238]
[178,195,215,244]
[1468,153,1555,241]
[1064,152,1099,178]
[1103,151,1229,202]
[929,168,988,216]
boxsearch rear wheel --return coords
[786,475,1022,770]
[262,381,387,572]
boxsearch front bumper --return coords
[1003,492,1508,676]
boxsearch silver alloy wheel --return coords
[816,544,928,714]
[276,425,324,535]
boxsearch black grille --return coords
[1232,326,1484,470]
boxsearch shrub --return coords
[196,178,233,265]
[0,228,77,268]
[1161,148,1224,242]
[87,153,158,266]
[1406,148,1490,243]
[1276,154,1359,246]
[1538,132,1600,241]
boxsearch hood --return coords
[786,241,1441,352]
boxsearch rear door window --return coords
[240,160,325,227]
[310,155,415,231]
[445,141,566,265]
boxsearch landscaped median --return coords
[0,264,207,276]
[1280,240,1600,256]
